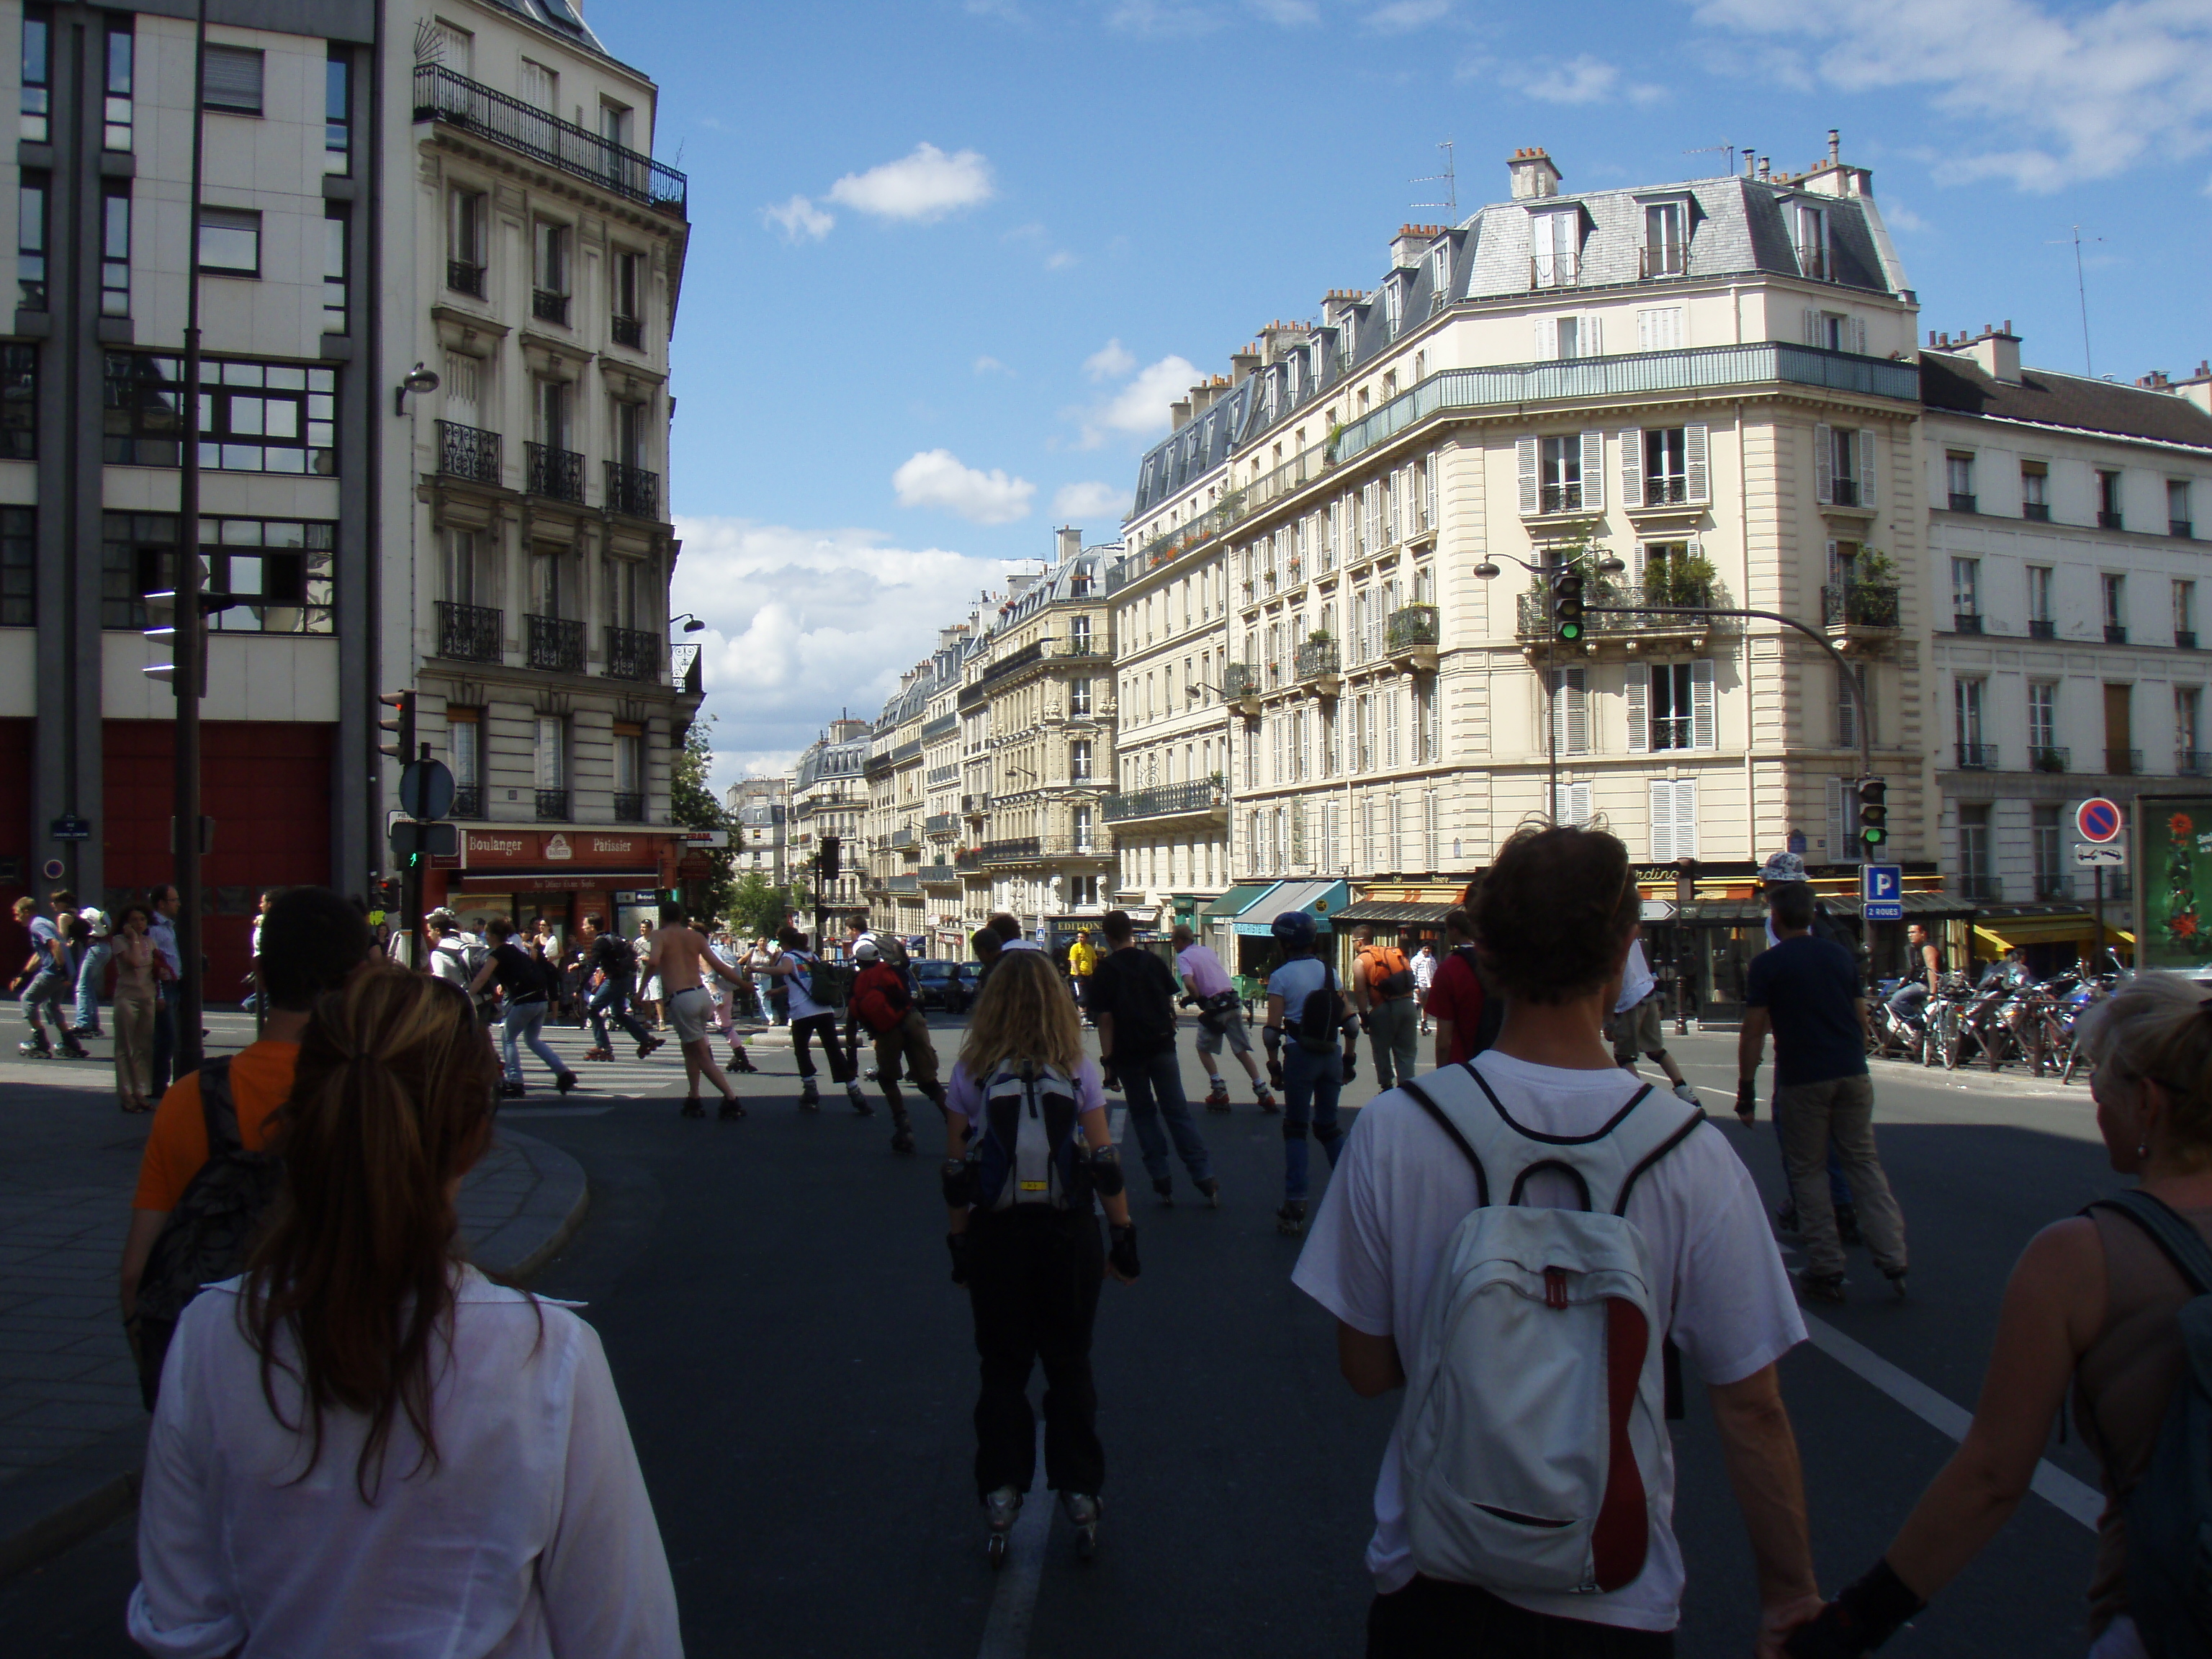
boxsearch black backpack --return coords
[132,1059,284,1408]
[601,932,637,972]
[1295,961,1345,1054]
[1112,952,1179,1052]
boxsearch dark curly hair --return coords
[1472,826,1640,1004]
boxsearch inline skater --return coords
[845,938,940,1154]
[1169,922,1278,1113]
[1089,909,1217,1205]
[645,899,751,1120]
[1261,910,1360,1236]
[577,913,660,1063]
[760,925,871,1115]
[942,948,1137,1566]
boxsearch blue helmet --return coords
[1270,909,1318,950]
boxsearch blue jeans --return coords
[1282,1043,1347,1201]
[73,941,111,1030]
[1114,1048,1212,1187]
[500,1001,570,1087]
[20,968,72,1043]
[588,974,651,1050]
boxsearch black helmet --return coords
[1270,910,1318,950]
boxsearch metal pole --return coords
[1547,634,1559,824]
[2095,864,2106,974]
[173,0,209,1078]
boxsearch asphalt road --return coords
[4,1013,2123,1658]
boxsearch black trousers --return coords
[966,1205,1105,1499]
[1367,1578,1674,1658]
[789,1012,855,1083]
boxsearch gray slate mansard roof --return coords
[1130,173,1906,518]
[1921,354,2212,453]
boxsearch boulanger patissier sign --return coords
[464,830,657,868]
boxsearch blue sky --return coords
[584,0,2212,793]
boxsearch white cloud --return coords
[972,354,1012,375]
[1045,249,1078,271]
[1880,201,1930,233]
[1249,0,1321,23]
[891,449,1037,524]
[1052,480,1133,521]
[1084,339,1138,381]
[1689,0,2212,190]
[1076,354,1201,447]
[1505,54,1664,106]
[826,143,995,223]
[761,194,833,242]
[1366,0,1449,31]
[671,518,1024,778]
[1107,1,1223,35]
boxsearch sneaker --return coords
[555,1071,578,1095]
[1795,1269,1847,1303]
[1671,1082,1701,1106]
[1153,1175,1174,1206]
[637,1035,665,1060]
[1195,1177,1221,1208]
[1275,1200,1308,1236]
[1836,1203,1864,1246]
[1255,1089,1280,1115]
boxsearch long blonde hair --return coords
[959,950,1083,1079]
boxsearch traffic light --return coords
[377,691,415,763]
[819,835,842,882]
[143,585,204,689]
[1858,777,1887,848]
[1552,571,1586,643]
[387,820,459,870]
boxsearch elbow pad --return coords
[1087,1143,1125,1197]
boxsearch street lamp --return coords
[1475,549,1625,824]
[669,612,707,633]
[392,361,440,417]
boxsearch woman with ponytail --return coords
[127,962,679,1658]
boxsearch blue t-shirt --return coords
[1745,934,1867,1087]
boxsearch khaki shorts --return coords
[1610,997,1665,1060]
[875,1007,941,1091]
[666,985,714,1046]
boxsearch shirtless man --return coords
[647,897,750,1121]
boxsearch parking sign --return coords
[1861,863,1903,922]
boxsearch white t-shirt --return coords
[1613,938,1658,1014]
[783,950,831,1021]
[1290,1049,1804,1631]
[1411,949,1437,992]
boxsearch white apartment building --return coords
[724,774,790,886]
[1920,329,2212,914]
[790,716,866,919]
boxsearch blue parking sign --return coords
[1861,863,1903,920]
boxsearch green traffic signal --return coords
[1553,572,1586,643]
[1857,777,1887,846]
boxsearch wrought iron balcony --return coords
[446,258,485,297]
[955,848,984,870]
[2181,750,2212,777]
[1103,781,1226,824]
[982,837,1042,864]
[1822,583,1902,629]
[2106,624,2130,644]
[891,827,915,848]
[1223,662,1259,700]
[413,64,687,215]
[886,874,920,894]
[437,420,500,485]
[2024,501,2051,521]
[1830,478,1861,507]
[535,788,569,822]
[1955,742,1997,770]
[1387,605,1439,657]
[436,600,501,663]
[526,613,583,673]
[925,812,958,837]
[2099,511,2124,531]
[612,791,644,823]
[1295,639,1341,684]
[1516,584,1722,643]
[604,460,659,519]
[1538,483,1586,514]
[451,785,481,818]
[2030,619,2056,639]
[604,625,659,683]
[920,861,960,884]
[1530,251,1581,289]
[2180,631,2198,650]
[962,793,988,816]
[1958,873,2002,901]
[1639,244,1686,278]
[1953,611,1984,635]
[526,441,584,503]
[2028,745,2069,773]
[611,313,644,349]
[1948,493,1978,513]
[1640,476,1690,505]
[2106,747,2141,775]
[2174,519,2195,539]
[532,288,570,326]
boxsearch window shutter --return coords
[1572,782,1593,826]
[1858,428,1877,508]
[1516,436,1540,516]
[1619,429,1645,508]
[1827,776,1845,859]
[1851,317,1868,356]
[1815,423,1834,505]
[1534,315,1558,361]
[1553,667,1588,755]
[1649,779,1674,861]
[1825,537,1842,586]
[1626,667,1649,754]
[1579,431,1605,511]
[1582,314,1602,356]
[1690,658,1716,750]
[202,45,264,112]
[1685,423,1709,503]
[1671,779,1699,859]
[1802,307,1820,346]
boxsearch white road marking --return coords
[1107,1107,1126,1143]
[1801,1313,2101,1530]
[500,1105,614,1119]
[976,1420,1053,1659]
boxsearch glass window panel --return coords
[222,361,262,387]
[263,400,297,439]
[268,364,305,390]
[228,395,263,436]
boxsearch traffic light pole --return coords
[172,0,211,1079]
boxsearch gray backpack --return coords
[2089,1190,2212,1659]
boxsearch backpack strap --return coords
[1401,1072,1489,1208]
[2087,1191,2212,1298]
[196,1058,243,1156]
[1452,1060,1699,1216]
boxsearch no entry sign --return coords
[2077,798,2123,844]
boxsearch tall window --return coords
[2028,565,2054,637]
[1828,426,1860,505]
[2179,687,2203,768]
[103,18,132,151]
[446,709,481,813]
[1959,804,1992,895]
[2028,682,2057,755]
[448,189,486,295]
[445,526,494,607]
[19,8,47,141]
[1644,428,1688,504]
[534,222,571,324]
[0,505,31,626]
[1539,435,1581,513]
[1069,676,1091,717]
[613,249,643,345]
[1951,557,1980,629]
[1650,662,1694,750]
[321,207,348,335]
[17,173,46,310]
[613,729,642,817]
[1643,202,1686,276]
[1532,209,1578,287]
[1069,613,1091,652]
[537,379,570,451]
[2021,460,2049,519]
[2098,469,2123,529]
[1955,678,1986,764]
[1070,739,1092,782]
[96,184,130,315]
[1790,201,1827,277]
[2033,804,2064,897]
[1837,662,1869,750]
[534,716,567,816]
[2105,574,2128,642]
[1549,667,1589,755]
[2177,580,2197,647]
[325,48,350,174]
[1946,452,1975,511]
[2172,480,2194,537]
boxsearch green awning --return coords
[1201,882,1277,921]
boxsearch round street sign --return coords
[2077,797,2124,844]
[399,757,456,822]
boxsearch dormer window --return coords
[1642,202,1686,277]
[1431,242,1452,302]
[1383,279,1403,338]
[1790,202,1828,279]
[1532,208,1580,289]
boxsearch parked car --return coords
[914,958,970,1014]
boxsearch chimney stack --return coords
[1056,525,1082,561]
[1229,346,1262,384]
[1938,320,2022,385]
[2177,360,2212,417]
[1506,146,1561,200]
[1390,223,1443,269]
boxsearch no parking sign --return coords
[2077,798,2123,844]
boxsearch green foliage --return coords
[727,871,797,939]
[1853,546,1899,585]
[1642,551,1717,606]
[671,716,738,917]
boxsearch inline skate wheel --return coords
[986,1532,1009,1568]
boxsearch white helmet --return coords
[855,939,881,963]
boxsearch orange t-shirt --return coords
[132,1041,300,1212]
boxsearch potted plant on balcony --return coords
[1643,550,1718,608]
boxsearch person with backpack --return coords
[1087,909,1218,1207]
[1780,971,2212,1659]
[1292,825,1820,1658]
[127,961,680,1656]
[577,912,661,1063]
[760,924,871,1115]
[844,938,938,1154]
[1424,905,1503,1069]
[469,916,578,1100]
[1351,923,1421,1094]
[1171,922,1280,1115]
[1261,909,1360,1236]
[12,890,85,1059]
[118,886,376,1407]
[943,946,1139,1565]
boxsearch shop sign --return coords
[464,830,666,868]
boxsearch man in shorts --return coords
[1170,923,1277,1114]
[842,938,940,1154]
[646,897,750,1120]
[1609,933,1701,1105]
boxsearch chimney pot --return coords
[1506,146,1562,200]
[1828,128,1840,163]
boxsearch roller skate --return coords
[581,1046,614,1062]
[1061,1491,1101,1560]
[1203,1078,1233,1112]
[889,1108,915,1154]
[636,1035,665,1060]
[718,1097,746,1121]
[799,1079,822,1112]
[17,1036,50,1058]
[1152,1175,1174,1207]
[727,1046,759,1074]
[1195,1177,1221,1209]
[1254,1087,1280,1115]
[984,1485,1022,1568]
[679,1097,706,1119]
[1275,1199,1308,1236]
[846,1081,876,1117]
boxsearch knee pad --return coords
[1282,1118,1308,1142]
[1086,1143,1125,1197]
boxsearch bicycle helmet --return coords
[1270,910,1318,950]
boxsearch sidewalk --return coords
[0,1010,590,1580]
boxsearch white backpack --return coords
[1395,1063,1704,1597]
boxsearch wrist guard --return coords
[1342,1051,1359,1084]
[1107,1222,1141,1280]
[1262,1023,1283,1056]
[1087,1143,1125,1197]
[940,1157,976,1208]
[1786,1560,1926,1658]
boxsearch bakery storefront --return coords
[422,828,685,948]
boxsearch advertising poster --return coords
[2136,796,2212,971]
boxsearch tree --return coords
[670,715,738,918]
[727,871,796,938]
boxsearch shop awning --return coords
[1974,915,2137,950]
[1233,878,1351,935]
[1672,889,1984,927]
[1201,883,1276,922]
[1333,899,1457,925]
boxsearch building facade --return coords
[790,716,866,919]
[724,773,789,886]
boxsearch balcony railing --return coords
[1822,583,1902,629]
[2030,619,2056,639]
[1387,604,1439,655]
[1104,781,1226,824]
[612,791,644,823]
[526,613,583,673]
[1640,476,1690,505]
[1538,483,1587,515]
[606,460,659,518]
[447,258,485,297]
[982,838,1041,863]
[1794,243,1829,280]
[413,64,687,215]
[1953,611,1984,635]
[962,793,988,815]
[611,314,643,349]
[1830,478,1861,507]
[2182,750,2212,777]
[955,848,984,870]
[920,862,960,884]
[436,600,501,663]
[604,625,659,683]
[1948,493,1977,513]
[1223,662,1260,700]
[1639,244,1686,278]
[2024,501,2051,521]
[1956,743,1997,770]
[1530,251,1581,289]
[2029,745,2069,773]
[2099,511,2125,531]
[891,827,915,848]
[532,288,570,326]
[925,812,958,837]
[437,420,500,485]
[2106,624,2130,644]
[2175,520,2195,539]
[452,785,481,818]
[2107,747,2141,775]
[1516,583,1725,642]
[2180,631,2199,650]
[1295,639,1341,683]
[1959,873,2002,902]
[526,441,584,503]
[535,788,569,822]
